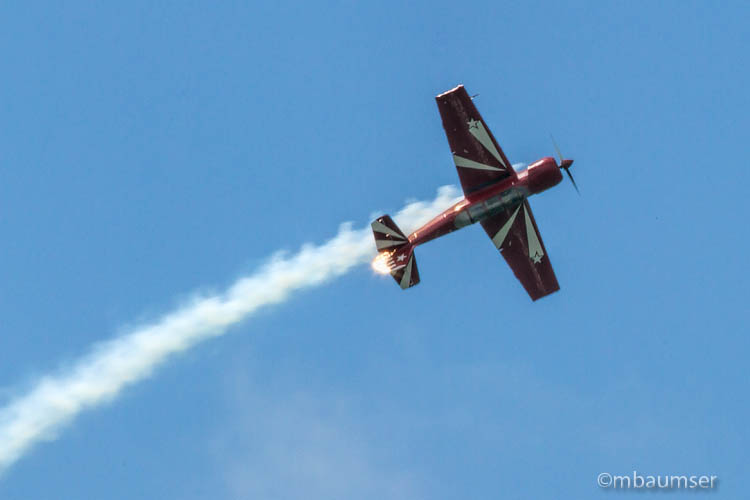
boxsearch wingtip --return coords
[435,84,465,99]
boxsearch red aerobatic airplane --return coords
[371,84,577,300]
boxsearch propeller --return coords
[550,135,578,194]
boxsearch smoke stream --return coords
[0,186,462,474]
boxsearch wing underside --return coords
[435,85,515,195]
[480,200,560,301]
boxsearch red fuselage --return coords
[408,157,563,247]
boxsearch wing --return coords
[480,200,560,301]
[435,85,515,195]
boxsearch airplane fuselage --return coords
[408,156,563,247]
[371,84,574,297]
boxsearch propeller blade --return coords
[550,134,564,164]
[564,167,580,194]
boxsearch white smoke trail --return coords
[0,186,462,474]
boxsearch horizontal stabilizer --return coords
[389,246,420,289]
[371,215,409,251]
[371,215,420,289]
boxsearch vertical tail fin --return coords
[371,215,420,289]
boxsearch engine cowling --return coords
[525,157,563,194]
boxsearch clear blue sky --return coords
[1,1,748,498]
